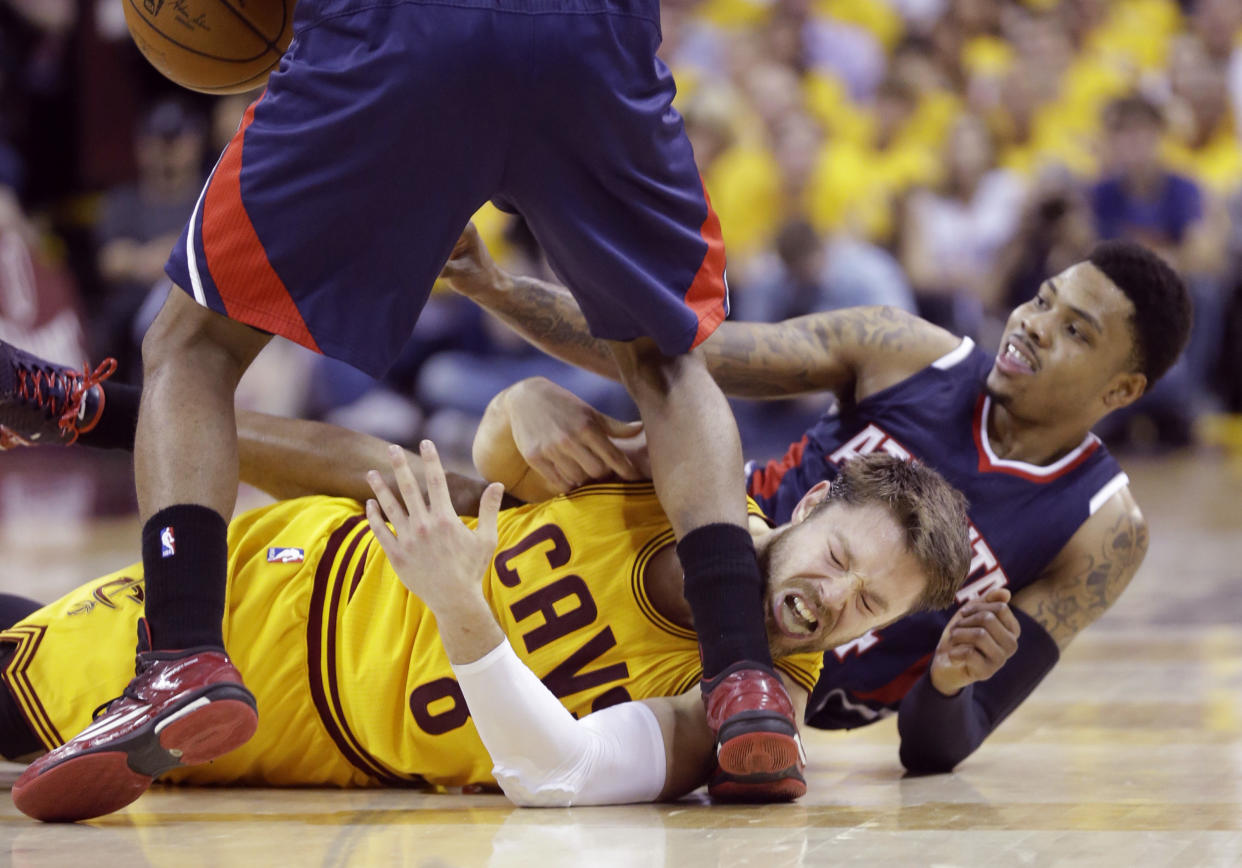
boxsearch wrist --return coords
[450,263,511,303]
[929,666,966,697]
[422,584,489,621]
[434,600,507,665]
[472,266,513,303]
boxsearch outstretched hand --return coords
[928,588,1021,697]
[365,440,505,614]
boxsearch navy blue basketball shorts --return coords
[165,0,728,378]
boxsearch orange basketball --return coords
[123,0,296,95]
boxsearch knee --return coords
[607,337,706,395]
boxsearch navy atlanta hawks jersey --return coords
[745,338,1128,729]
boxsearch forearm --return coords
[898,608,1060,773]
[464,272,620,378]
[426,590,508,665]
[449,635,668,806]
[237,411,488,514]
[462,268,855,400]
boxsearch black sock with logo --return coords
[141,504,228,651]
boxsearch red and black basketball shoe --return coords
[0,339,116,450]
[702,660,807,802]
[11,620,258,823]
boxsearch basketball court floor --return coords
[0,447,1239,866]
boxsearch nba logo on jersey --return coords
[267,547,305,563]
[160,526,175,558]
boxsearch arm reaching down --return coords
[442,224,957,402]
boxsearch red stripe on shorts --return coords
[201,96,322,353]
[683,180,728,349]
[748,434,810,500]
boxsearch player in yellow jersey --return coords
[0,354,970,821]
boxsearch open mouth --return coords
[997,336,1037,375]
[774,592,818,638]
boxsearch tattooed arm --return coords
[702,308,955,401]
[442,224,958,401]
[897,488,1148,773]
[439,223,617,376]
[1012,488,1148,649]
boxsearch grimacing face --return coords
[761,490,928,658]
[985,262,1143,424]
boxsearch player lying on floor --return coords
[0,354,970,821]
[438,230,1192,773]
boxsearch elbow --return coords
[899,725,973,779]
[898,742,963,775]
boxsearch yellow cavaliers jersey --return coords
[1,484,822,790]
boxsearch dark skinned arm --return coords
[236,410,494,515]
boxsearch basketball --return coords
[122,0,296,95]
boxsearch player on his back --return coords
[95,0,799,818]
[438,234,1193,771]
[0,377,970,821]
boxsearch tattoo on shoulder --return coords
[1024,509,1149,647]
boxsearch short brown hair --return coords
[822,454,971,612]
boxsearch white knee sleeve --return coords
[451,641,667,807]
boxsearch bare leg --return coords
[606,338,770,672]
[137,288,271,521]
[607,337,803,802]
[10,288,270,822]
[136,288,270,649]
[606,338,745,536]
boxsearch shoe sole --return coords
[712,714,806,803]
[709,772,807,803]
[717,728,802,778]
[13,691,257,823]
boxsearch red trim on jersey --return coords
[201,96,322,354]
[306,516,415,787]
[684,179,729,349]
[972,396,1099,482]
[748,434,810,500]
[852,653,932,706]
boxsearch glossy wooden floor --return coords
[1,448,1239,867]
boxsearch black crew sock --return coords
[78,381,140,451]
[142,504,228,650]
[678,523,774,677]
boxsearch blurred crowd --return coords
[1,0,1240,469]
